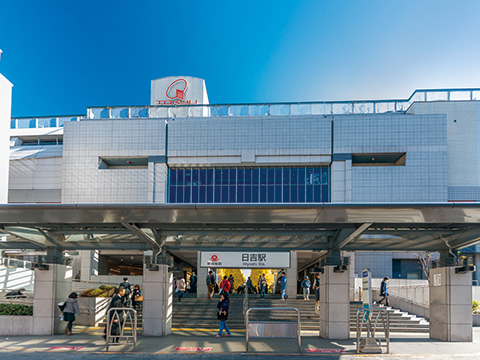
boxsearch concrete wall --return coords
[76,297,110,326]
[0,316,34,335]
[0,73,12,204]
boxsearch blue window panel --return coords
[222,186,229,203]
[199,186,206,203]
[38,118,56,128]
[314,185,321,202]
[252,186,259,202]
[237,186,244,203]
[185,169,192,185]
[291,186,298,203]
[177,169,184,185]
[10,119,15,129]
[283,185,290,202]
[290,168,298,185]
[260,185,267,202]
[237,168,244,185]
[206,169,214,185]
[313,168,321,185]
[298,168,306,185]
[306,168,314,185]
[260,169,267,185]
[221,169,229,185]
[229,185,236,203]
[321,167,328,185]
[169,186,177,203]
[267,186,275,202]
[267,168,275,185]
[275,186,282,202]
[283,168,290,185]
[100,109,109,118]
[200,169,206,185]
[322,186,329,202]
[176,187,184,203]
[306,185,314,202]
[214,169,222,185]
[214,186,221,203]
[298,186,305,202]
[18,118,36,129]
[275,168,282,185]
[244,168,252,185]
[170,169,177,185]
[229,169,236,185]
[245,186,252,203]
[191,186,199,203]
[252,168,260,185]
[192,169,199,185]
[184,187,191,203]
[207,186,214,203]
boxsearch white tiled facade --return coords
[6,78,480,279]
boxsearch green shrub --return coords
[473,300,480,314]
[0,304,33,316]
[80,285,116,297]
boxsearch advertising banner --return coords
[200,251,290,268]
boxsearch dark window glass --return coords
[245,186,252,203]
[314,185,321,202]
[252,168,260,185]
[200,169,206,185]
[260,169,267,185]
[206,169,213,185]
[222,186,229,202]
[177,169,184,186]
[237,186,244,203]
[185,169,192,186]
[221,169,229,185]
[291,185,298,202]
[170,186,177,203]
[298,185,305,202]
[306,185,314,202]
[321,168,328,185]
[229,185,236,203]
[192,186,199,203]
[199,185,206,203]
[170,169,177,185]
[252,185,259,202]
[298,168,305,185]
[192,169,199,185]
[275,186,282,202]
[245,168,252,185]
[260,185,267,202]
[214,185,221,202]
[267,168,275,185]
[207,186,214,203]
[306,168,314,185]
[283,185,290,202]
[283,168,290,185]
[275,168,282,185]
[229,169,237,185]
[267,186,275,202]
[290,168,297,185]
[184,187,191,203]
[176,186,184,203]
[322,185,329,202]
[214,169,222,185]
[237,168,245,185]
[313,167,321,185]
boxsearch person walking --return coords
[106,287,125,343]
[207,270,216,299]
[258,274,267,299]
[131,284,142,310]
[301,275,311,301]
[177,276,186,302]
[278,272,287,300]
[62,292,80,335]
[215,292,232,338]
[377,276,390,306]
[246,276,254,294]
[228,274,235,294]
[314,273,320,312]
[190,272,197,294]
[119,277,132,307]
[220,275,231,294]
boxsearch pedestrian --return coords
[119,277,132,307]
[301,275,311,300]
[228,274,235,294]
[278,272,287,300]
[215,292,232,338]
[190,272,197,293]
[177,276,186,301]
[258,274,267,298]
[220,275,231,294]
[207,270,216,299]
[246,276,254,294]
[106,287,125,343]
[62,292,80,335]
[377,276,390,306]
[314,273,320,312]
[74,271,81,282]
[132,284,142,310]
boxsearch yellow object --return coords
[216,269,245,292]
[250,269,276,292]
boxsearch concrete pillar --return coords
[331,156,352,203]
[319,265,350,339]
[197,251,208,298]
[33,264,72,335]
[286,250,298,298]
[142,264,173,336]
[79,250,99,281]
[429,267,473,341]
[0,73,12,204]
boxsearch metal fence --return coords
[356,307,390,354]
[105,307,137,352]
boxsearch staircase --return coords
[171,295,429,332]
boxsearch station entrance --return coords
[0,203,478,343]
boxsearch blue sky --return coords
[1,1,480,117]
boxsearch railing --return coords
[386,286,429,308]
[242,282,248,323]
[105,307,137,352]
[245,307,301,353]
[356,308,390,354]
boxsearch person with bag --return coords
[377,276,390,307]
[177,276,186,302]
[62,292,80,335]
[118,277,132,307]
[301,275,311,301]
[206,270,216,299]
[105,287,125,343]
[215,292,232,338]
[219,275,231,294]
[258,274,267,299]
[131,284,142,310]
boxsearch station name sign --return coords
[200,251,291,269]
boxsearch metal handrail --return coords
[105,307,137,352]
[246,307,301,353]
[356,308,389,354]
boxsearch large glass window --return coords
[168,166,329,203]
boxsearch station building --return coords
[3,76,480,284]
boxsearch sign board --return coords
[173,347,211,352]
[200,251,290,268]
[151,76,209,106]
[362,268,372,308]
[433,273,442,287]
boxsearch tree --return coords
[412,251,435,280]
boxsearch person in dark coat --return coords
[228,274,235,294]
[62,292,80,335]
[106,287,125,343]
[215,292,232,338]
[118,277,132,307]
[377,276,390,306]
[131,284,142,310]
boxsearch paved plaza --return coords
[0,328,479,359]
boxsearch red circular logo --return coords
[166,78,188,100]
[210,254,219,262]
